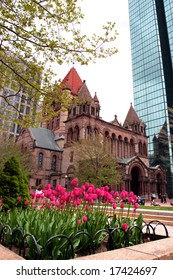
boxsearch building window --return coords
[26,106,30,115]
[91,107,95,115]
[53,180,56,189]
[124,138,128,158]
[73,107,76,116]
[139,142,142,155]
[67,128,73,143]
[36,179,42,186]
[38,152,43,168]
[73,126,79,141]
[118,136,122,158]
[130,139,135,157]
[52,155,57,171]
[56,118,60,128]
[70,151,74,162]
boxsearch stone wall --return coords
[1,237,173,260]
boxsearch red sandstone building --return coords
[17,67,166,197]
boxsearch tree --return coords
[0,0,118,126]
[0,156,30,210]
[72,136,122,188]
[0,136,36,178]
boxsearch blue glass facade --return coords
[128,0,173,197]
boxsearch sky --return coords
[54,0,133,124]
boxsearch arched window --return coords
[67,128,73,143]
[85,126,92,139]
[111,133,116,155]
[139,141,142,155]
[38,152,43,168]
[130,139,135,157]
[52,155,57,171]
[104,131,110,152]
[124,137,128,158]
[118,136,122,158]
[143,143,147,156]
[73,125,80,141]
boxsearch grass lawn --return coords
[138,205,173,211]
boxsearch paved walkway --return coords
[144,199,173,207]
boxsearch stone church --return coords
[17,67,166,197]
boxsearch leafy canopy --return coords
[72,135,122,187]
[0,0,118,125]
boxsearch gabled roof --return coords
[123,103,141,126]
[118,156,136,165]
[77,80,92,101]
[29,128,63,151]
[61,67,83,95]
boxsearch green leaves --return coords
[0,0,118,125]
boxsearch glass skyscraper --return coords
[128,0,173,197]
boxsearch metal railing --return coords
[0,220,169,260]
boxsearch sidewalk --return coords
[144,199,173,207]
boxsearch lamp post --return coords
[65,175,68,188]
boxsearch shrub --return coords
[0,156,30,210]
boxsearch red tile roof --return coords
[61,67,83,95]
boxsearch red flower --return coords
[122,223,129,231]
[134,202,139,209]
[24,200,29,205]
[120,190,128,200]
[82,215,87,222]
[112,203,117,209]
[77,219,81,225]
[85,205,90,211]
[70,178,79,187]
[17,196,21,201]
[0,200,2,207]
[120,202,124,209]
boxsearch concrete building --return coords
[0,86,37,142]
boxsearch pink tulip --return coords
[17,196,21,201]
[134,202,139,209]
[24,200,29,205]
[122,223,129,231]
[120,202,125,209]
[83,215,87,222]
[70,178,79,187]
[112,203,117,209]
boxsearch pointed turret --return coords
[78,80,92,101]
[61,67,83,95]
[93,92,99,104]
[123,103,146,135]
[123,103,141,126]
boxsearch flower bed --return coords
[0,180,169,260]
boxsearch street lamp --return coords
[65,175,68,188]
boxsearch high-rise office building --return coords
[128,0,173,197]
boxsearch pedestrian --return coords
[35,184,43,194]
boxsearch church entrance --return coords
[130,167,141,196]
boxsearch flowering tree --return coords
[0,0,118,125]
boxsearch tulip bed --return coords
[0,180,146,259]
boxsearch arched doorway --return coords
[130,167,140,195]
